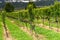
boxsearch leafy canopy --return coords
[5,3,14,12]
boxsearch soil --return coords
[36,23,60,33]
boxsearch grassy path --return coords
[35,26,60,40]
[6,19,33,40]
[0,16,4,40]
[0,22,4,40]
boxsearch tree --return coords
[27,2,36,9]
[5,3,14,12]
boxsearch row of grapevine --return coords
[6,2,60,31]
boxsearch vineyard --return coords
[0,1,60,40]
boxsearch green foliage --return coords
[5,3,14,12]
[6,2,60,22]
[27,2,36,22]
[27,2,36,9]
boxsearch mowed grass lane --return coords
[6,19,33,40]
[0,23,4,40]
[35,26,60,40]
[0,16,4,40]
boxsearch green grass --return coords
[35,26,60,40]
[0,23,3,40]
[6,19,33,40]
[0,15,4,40]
